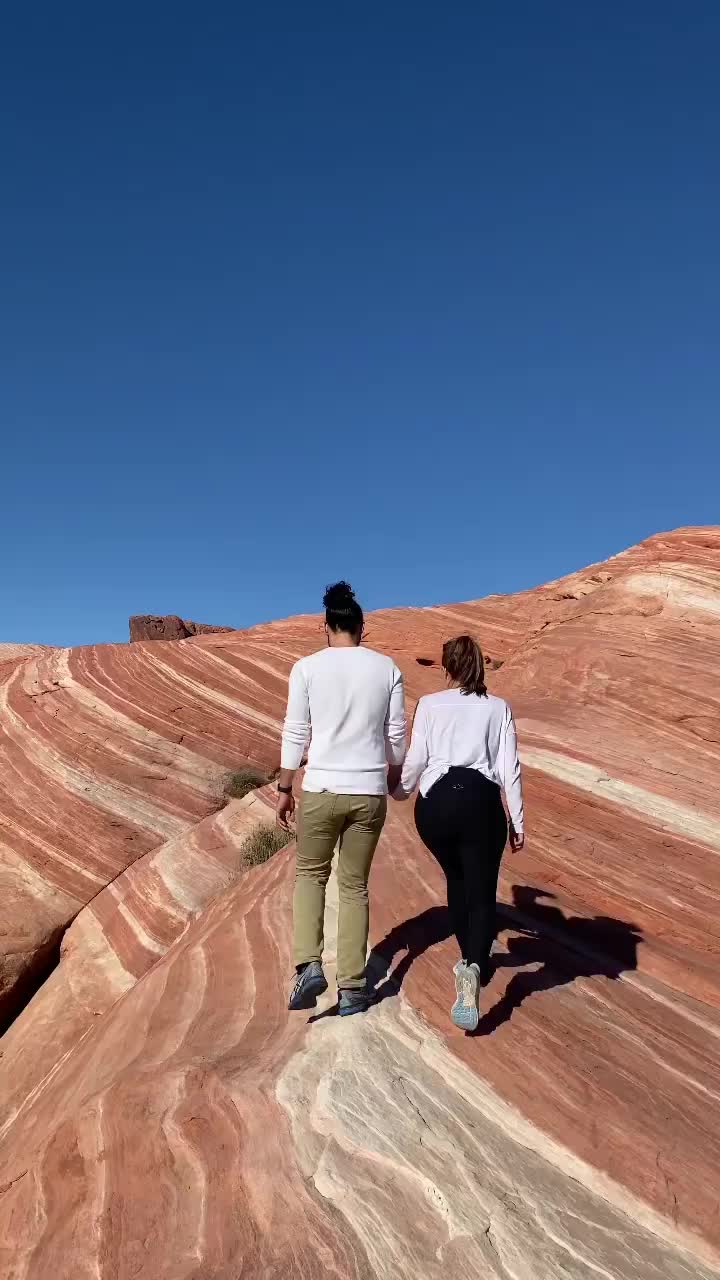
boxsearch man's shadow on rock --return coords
[474,885,642,1036]
[366,906,453,1004]
[307,906,451,1023]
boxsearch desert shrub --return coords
[240,822,293,867]
[224,767,268,800]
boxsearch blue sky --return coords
[1,2,718,646]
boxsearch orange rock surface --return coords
[0,526,719,1279]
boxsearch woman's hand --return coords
[509,827,525,853]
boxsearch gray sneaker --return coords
[288,962,328,1011]
[338,988,370,1018]
[451,960,481,1032]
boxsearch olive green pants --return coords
[294,791,387,989]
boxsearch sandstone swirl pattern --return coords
[0,526,718,1278]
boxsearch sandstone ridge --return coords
[0,525,718,1279]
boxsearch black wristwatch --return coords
[277,784,293,795]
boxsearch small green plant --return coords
[240,822,293,867]
[224,767,268,800]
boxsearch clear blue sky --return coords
[1,2,718,646]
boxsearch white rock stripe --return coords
[522,746,720,852]
[0,668,189,840]
[161,1074,208,1268]
[622,566,720,616]
[38,650,224,795]
[144,649,284,733]
[0,837,88,905]
[278,869,720,1280]
[422,606,521,636]
[219,646,292,682]
[67,907,136,995]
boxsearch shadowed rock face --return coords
[129,614,233,641]
[1,526,719,1279]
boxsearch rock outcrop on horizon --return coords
[1,526,719,1279]
[128,614,234,641]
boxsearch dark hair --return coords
[323,581,364,636]
[442,635,487,697]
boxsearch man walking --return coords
[277,581,406,1016]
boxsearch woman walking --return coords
[392,636,524,1032]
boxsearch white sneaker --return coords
[451,961,481,1032]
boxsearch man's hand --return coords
[509,828,525,853]
[277,790,296,831]
[276,767,297,831]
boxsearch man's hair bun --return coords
[323,581,364,636]
[323,581,356,610]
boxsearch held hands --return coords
[509,826,525,853]
[386,764,403,798]
[277,791,296,831]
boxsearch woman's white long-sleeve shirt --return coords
[395,688,524,832]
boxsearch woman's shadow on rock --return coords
[365,888,642,1033]
[474,885,642,1036]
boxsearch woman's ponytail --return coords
[441,635,487,696]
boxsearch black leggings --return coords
[415,768,508,984]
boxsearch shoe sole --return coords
[288,974,328,1011]
[451,965,479,1032]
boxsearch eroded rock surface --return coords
[129,615,233,641]
[1,526,719,1278]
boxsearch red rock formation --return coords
[129,614,233,641]
[0,642,48,682]
[1,526,719,1278]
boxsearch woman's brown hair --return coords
[442,635,487,697]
